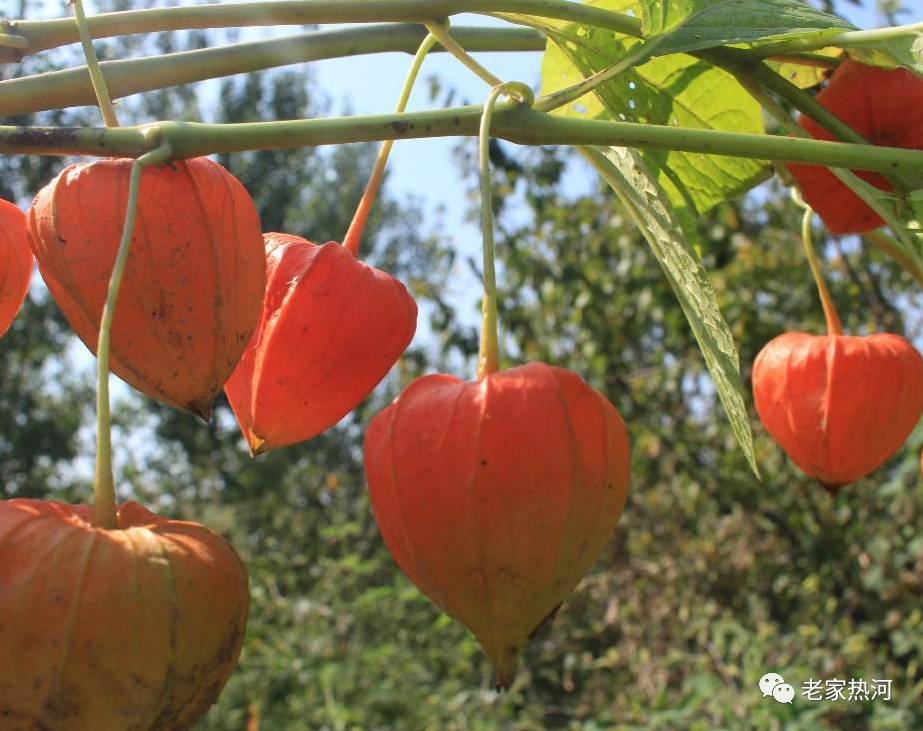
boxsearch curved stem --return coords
[344,33,437,256]
[864,229,923,289]
[3,0,641,62]
[794,192,843,336]
[92,140,171,529]
[69,0,119,127]
[477,81,534,381]
[424,21,502,88]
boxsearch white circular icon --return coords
[759,672,785,697]
[772,683,795,704]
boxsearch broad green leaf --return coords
[581,145,759,477]
[639,0,854,55]
[539,3,769,222]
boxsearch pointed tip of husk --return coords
[820,480,846,497]
[492,666,516,693]
[187,400,214,422]
[486,642,522,693]
[248,434,270,458]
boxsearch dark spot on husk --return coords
[0,710,53,731]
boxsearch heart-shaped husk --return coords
[28,158,266,418]
[364,362,630,688]
[0,199,33,338]
[753,331,923,489]
[225,233,417,454]
[0,499,249,730]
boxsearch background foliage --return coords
[2,1,922,728]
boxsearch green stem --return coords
[765,52,840,69]
[2,0,640,62]
[750,20,923,59]
[732,66,799,136]
[343,33,438,256]
[0,25,544,118]
[3,110,922,176]
[704,49,872,146]
[747,60,869,146]
[69,0,119,127]
[794,193,843,336]
[92,139,171,529]
[477,81,534,381]
[0,32,28,51]
[424,21,502,88]
[864,229,923,289]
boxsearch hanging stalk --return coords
[793,191,843,336]
[476,81,534,380]
[92,141,171,529]
[69,0,120,127]
[343,32,438,255]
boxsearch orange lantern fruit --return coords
[752,332,923,490]
[0,499,249,730]
[0,198,33,337]
[225,233,417,454]
[364,362,631,687]
[28,157,266,417]
[786,60,923,234]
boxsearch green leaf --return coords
[539,4,769,222]
[581,145,760,477]
[848,35,923,79]
[639,0,854,55]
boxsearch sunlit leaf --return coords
[539,2,769,222]
[581,145,759,477]
[639,0,853,54]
